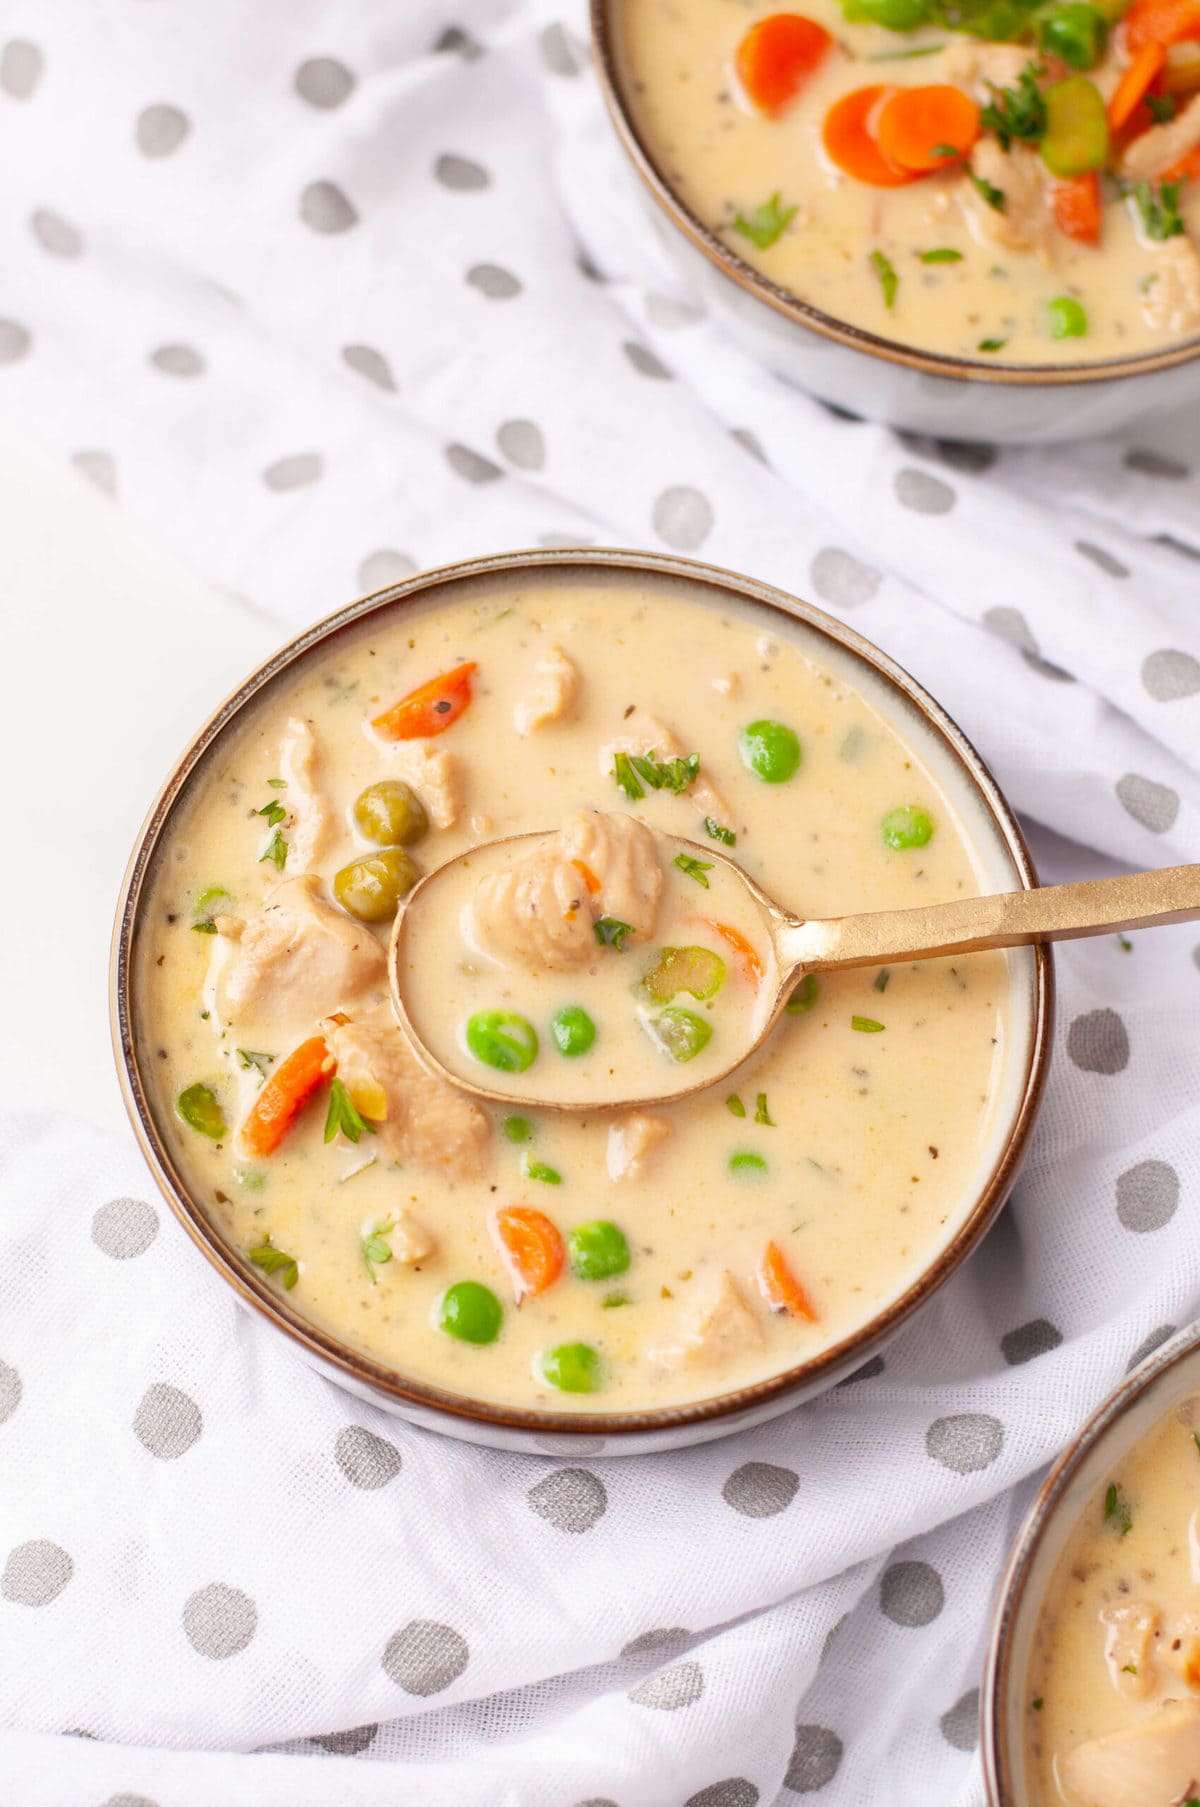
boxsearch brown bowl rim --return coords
[110,545,1053,1439]
[981,1322,1200,1804]
[590,0,1200,390]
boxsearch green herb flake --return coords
[1118,933,1133,953]
[1147,92,1177,124]
[323,1076,377,1146]
[729,1151,768,1176]
[852,1015,885,1034]
[1032,1697,1044,1712]
[613,748,700,800]
[612,750,644,801]
[1132,178,1185,242]
[259,826,288,872]
[361,1219,394,1284]
[980,63,1047,153]
[786,973,819,1015]
[1104,1481,1133,1537]
[977,337,1007,353]
[602,1293,630,1309]
[502,1114,534,1144]
[266,777,287,789]
[249,1237,299,1290]
[1193,1429,1200,1457]
[192,920,217,935]
[674,852,713,888]
[236,1049,273,1077]
[726,1094,747,1118]
[970,172,1007,213]
[732,190,798,251]
[870,249,899,310]
[919,247,964,264]
[754,1092,775,1126]
[192,884,235,934]
[258,800,287,827]
[594,916,635,951]
[524,1159,562,1185]
[1120,1662,1137,1675]
[874,968,891,993]
[929,143,961,159]
[704,817,737,847]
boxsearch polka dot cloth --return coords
[0,3,1199,1804]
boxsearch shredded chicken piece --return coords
[938,40,1031,103]
[1058,1698,1200,1807]
[598,706,730,824]
[607,1113,671,1183]
[324,1004,490,1179]
[1100,1601,1160,1699]
[560,809,663,939]
[961,141,1056,262]
[386,742,464,830]
[650,1271,763,1372]
[1141,235,1200,333]
[278,717,331,873]
[217,875,386,1024]
[514,645,579,735]
[1121,93,1200,182]
[712,673,739,697]
[387,1210,436,1264]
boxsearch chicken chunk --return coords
[560,809,663,940]
[607,1113,671,1183]
[1058,1699,1200,1807]
[324,1004,490,1179]
[1141,235,1200,334]
[218,875,386,1024]
[386,742,464,830]
[939,40,1031,103]
[514,645,579,735]
[599,707,731,825]
[1121,92,1200,183]
[386,1210,436,1264]
[961,141,1056,261]
[277,717,331,874]
[650,1271,763,1372]
[1100,1601,1160,1699]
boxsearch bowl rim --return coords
[110,545,1053,1439]
[981,1320,1200,1804]
[590,0,1200,391]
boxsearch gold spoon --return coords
[389,830,1200,1112]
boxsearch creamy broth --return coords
[137,570,1020,1415]
[612,0,1200,366]
[1027,1396,1200,1806]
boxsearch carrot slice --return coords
[372,661,477,741]
[1162,141,1200,178]
[1049,171,1102,244]
[823,87,921,187]
[490,1206,565,1303]
[757,1240,818,1322]
[695,918,765,985]
[736,13,832,117]
[1109,41,1167,130]
[1125,0,1200,50]
[875,85,981,173]
[239,1037,333,1157]
[570,859,602,896]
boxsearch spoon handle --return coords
[782,863,1200,976]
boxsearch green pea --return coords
[1040,76,1108,179]
[502,1114,534,1144]
[880,805,934,851]
[568,1220,631,1282]
[1036,3,1107,70]
[177,1083,226,1140]
[333,847,419,922]
[639,946,727,1004]
[352,779,429,847]
[438,1280,503,1345]
[646,1007,713,1063]
[1048,295,1088,340]
[540,1341,602,1394]
[466,1010,539,1073]
[739,719,801,785]
[841,0,932,27]
[786,974,819,1015]
[550,1005,596,1058]
[729,1151,768,1177]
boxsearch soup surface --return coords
[612,0,1200,366]
[137,569,1020,1415]
[1027,1392,1200,1806]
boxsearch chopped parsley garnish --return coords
[726,1094,746,1118]
[1147,92,1177,124]
[502,1114,534,1144]
[729,1151,768,1175]
[704,817,737,846]
[249,1237,298,1290]
[874,968,891,992]
[362,1220,394,1284]
[929,143,960,159]
[258,799,287,828]
[970,172,1006,214]
[1032,1697,1044,1712]
[1120,1662,1137,1675]
[980,63,1047,153]
[919,247,964,263]
[259,826,288,872]
[851,1015,885,1033]
[603,1293,630,1309]
[977,338,1007,353]
[754,1092,775,1126]
[266,776,286,789]
[236,1049,273,1077]
[1117,933,1133,952]
[192,884,234,934]
[1131,178,1186,242]
[732,191,798,251]
[524,1159,562,1185]
[1104,1481,1133,1537]
[323,1076,376,1146]
[612,749,701,800]
[674,852,713,888]
[870,249,899,310]
[594,916,635,950]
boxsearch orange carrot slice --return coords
[736,13,832,117]
[875,85,980,173]
[699,919,765,985]
[1109,40,1167,130]
[372,661,477,741]
[1126,0,1200,49]
[757,1240,818,1322]
[490,1206,565,1302]
[1162,141,1200,178]
[823,87,920,187]
[239,1037,333,1156]
[1049,171,1102,245]
[571,859,602,896]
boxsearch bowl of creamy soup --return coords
[984,1326,1200,1807]
[111,548,1051,1453]
[594,0,1200,440]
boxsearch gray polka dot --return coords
[685,1782,759,1807]
[435,26,485,61]
[294,57,355,110]
[31,207,83,258]
[837,1354,885,1387]
[645,292,705,330]
[136,104,190,158]
[731,427,767,464]
[300,180,358,233]
[653,484,713,550]
[785,1725,843,1793]
[0,319,31,364]
[1143,649,1200,702]
[623,340,673,380]
[99,1795,160,1807]
[73,450,118,497]
[358,549,418,592]
[722,1461,799,1519]
[528,1467,607,1533]
[1068,1007,1130,1075]
[341,343,397,392]
[335,1425,402,1490]
[1001,1319,1063,1366]
[628,1660,704,1710]
[150,344,205,378]
[1127,1323,1177,1372]
[446,442,502,484]
[983,607,1074,683]
[821,1612,850,1661]
[811,548,881,609]
[933,439,996,475]
[1075,540,1129,579]
[183,1583,258,1659]
[533,1433,606,1456]
[1125,447,1189,480]
[819,398,864,424]
[573,1800,619,1807]
[467,262,522,300]
[940,1688,979,1752]
[621,1625,690,1657]
[134,1384,203,1459]
[3,1540,73,1606]
[383,1620,469,1696]
[1,40,43,101]
[926,1413,1004,1474]
[434,154,489,192]
[497,419,545,471]
[880,1560,944,1627]
[0,1361,21,1424]
[894,467,956,515]
[1116,1159,1179,1233]
[92,1196,158,1259]
[312,1724,378,1755]
[540,22,587,76]
[263,452,323,492]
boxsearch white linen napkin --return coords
[2,2,1200,1802]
